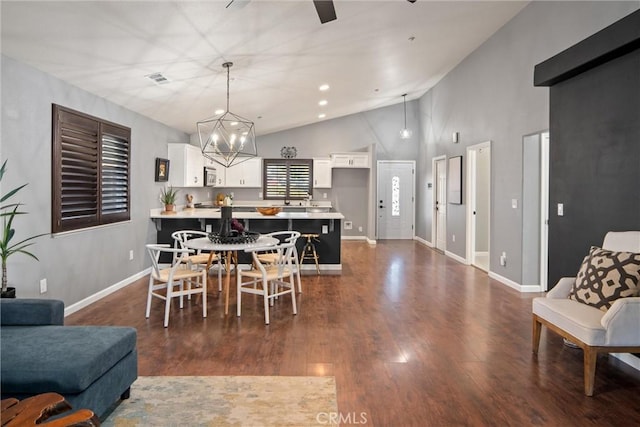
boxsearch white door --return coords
[434,158,447,251]
[377,161,415,239]
[466,141,491,271]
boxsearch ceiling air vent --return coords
[145,72,170,85]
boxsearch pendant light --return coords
[197,62,257,168]
[400,93,412,140]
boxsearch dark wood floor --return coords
[67,241,640,426]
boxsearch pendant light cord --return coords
[403,95,407,128]
[226,64,230,112]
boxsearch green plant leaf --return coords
[0,183,27,203]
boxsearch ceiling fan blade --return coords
[313,0,337,24]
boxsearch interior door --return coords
[377,161,415,239]
[435,158,447,251]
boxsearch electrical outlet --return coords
[344,221,353,230]
[323,193,327,199]
[207,191,211,198]
[322,225,328,234]
[358,226,363,232]
[557,203,564,216]
[206,224,212,233]
[452,234,456,242]
[129,250,134,261]
[39,278,47,294]
[258,191,263,199]
[512,199,518,209]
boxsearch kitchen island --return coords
[150,207,344,273]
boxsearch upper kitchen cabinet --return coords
[168,143,204,187]
[313,158,332,188]
[224,157,262,187]
[331,152,370,168]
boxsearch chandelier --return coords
[197,62,257,168]
[399,93,412,140]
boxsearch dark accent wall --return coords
[535,10,640,288]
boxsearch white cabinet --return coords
[331,152,370,168]
[313,158,332,188]
[223,157,262,187]
[168,143,204,187]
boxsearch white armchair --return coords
[532,231,640,396]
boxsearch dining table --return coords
[184,235,279,315]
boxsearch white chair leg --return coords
[201,270,207,319]
[217,258,223,292]
[237,272,242,317]
[293,249,302,293]
[290,273,297,315]
[179,280,184,309]
[164,286,172,328]
[263,278,270,324]
[145,276,154,318]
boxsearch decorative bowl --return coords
[256,207,282,216]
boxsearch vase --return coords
[219,206,233,238]
[164,204,175,213]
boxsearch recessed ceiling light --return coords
[318,113,326,119]
[215,109,225,115]
[230,121,238,126]
[319,84,330,91]
[318,100,328,106]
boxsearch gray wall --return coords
[416,1,639,283]
[233,101,420,238]
[1,55,187,305]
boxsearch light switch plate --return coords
[511,199,518,209]
[557,203,564,216]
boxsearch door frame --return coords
[540,131,550,290]
[465,141,491,268]
[431,155,447,250]
[376,160,416,239]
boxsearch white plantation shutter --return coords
[101,125,130,222]
[263,159,313,200]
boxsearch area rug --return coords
[103,376,338,427]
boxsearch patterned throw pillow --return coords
[568,246,640,311]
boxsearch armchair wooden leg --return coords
[583,347,597,396]
[532,316,542,354]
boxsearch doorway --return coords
[522,131,550,290]
[376,161,415,239]
[466,141,491,271]
[432,156,447,251]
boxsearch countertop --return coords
[150,207,344,220]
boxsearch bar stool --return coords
[300,233,320,275]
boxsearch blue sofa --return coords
[0,299,138,419]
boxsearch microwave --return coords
[204,167,217,186]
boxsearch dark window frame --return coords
[52,104,131,233]
[262,158,313,200]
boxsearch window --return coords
[52,104,131,233]
[392,176,400,216]
[263,159,312,200]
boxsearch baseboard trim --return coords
[65,268,151,317]
[366,237,377,245]
[341,236,367,241]
[414,236,433,247]
[445,250,468,265]
[611,353,640,372]
[488,271,542,293]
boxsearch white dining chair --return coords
[145,244,207,328]
[237,240,298,324]
[256,231,302,293]
[172,230,223,292]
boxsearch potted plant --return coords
[0,160,44,298]
[160,186,179,213]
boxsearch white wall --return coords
[1,55,187,305]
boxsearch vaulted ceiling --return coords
[1,1,527,136]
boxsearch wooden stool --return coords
[1,393,99,426]
[300,233,320,275]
